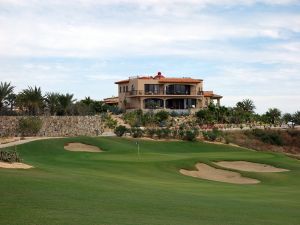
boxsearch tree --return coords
[282,113,293,124]
[236,99,256,113]
[0,82,14,109]
[57,93,76,115]
[293,111,300,125]
[265,108,281,125]
[45,92,60,115]
[81,96,93,106]
[17,86,44,115]
[218,106,229,123]
[4,93,17,111]
[235,99,256,123]
[196,109,213,124]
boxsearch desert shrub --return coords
[0,150,21,163]
[146,128,156,138]
[114,125,127,137]
[156,128,171,139]
[171,129,179,138]
[155,110,169,123]
[142,111,156,127]
[102,114,118,129]
[123,110,144,127]
[202,128,222,141]
[183,130,198,141]
[202,131,217,141]
[108,105,123,115]
[131,127,144,138]
[18,117,42,136]
[249,129,283,146]
[170,111,179,117]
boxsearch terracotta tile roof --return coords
[103,97,119,104]
[158,78,202,83]
[203,91,214,97]
[115,72,203,84]
[212,94,223,98]
[203,91,222,98]
[115,79,129,84]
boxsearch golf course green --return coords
[0,137,299,225]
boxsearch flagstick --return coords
[136,141,140,158]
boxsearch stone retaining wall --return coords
[0,116,104,137]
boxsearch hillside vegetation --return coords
[225,129,300,155]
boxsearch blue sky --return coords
[0,0,299,113]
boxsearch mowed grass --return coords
[0,137,299,225]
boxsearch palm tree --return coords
[57,93,76,115]
[81,96,93,106]
[236,99,255,113]
[0,82,14,109]
[17,86,44,115]
[265,108,281,125]
[4,93,17,111]
[45,92,60,115]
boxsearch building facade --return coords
[115,72,222,113]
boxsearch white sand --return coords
[180,163,260,184]
[215,161,289,172]
[0,162,33,169]
[64,143,101,152]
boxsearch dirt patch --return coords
[138,137,181,142]
[215,161,289,172]
[0,161,33,169]
[180,163,260,184]
[64,142,102,152]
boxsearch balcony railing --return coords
[125,90,203,96]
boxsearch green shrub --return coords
[184,130,197,141]
[131,127,144,138]
[0,150,21,163]
[202,128,222,141]
[155,110,169,123]
[250,129,283,146]
[102,114,118,129]
[146,128,156,138]
[18,117,42,136]
[156,128,171,139]
[114,125,127,137]
[123,110,143,127]
[170,111,179,117]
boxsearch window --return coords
[123,86,125,92]
[126,86,128,92]
[166,85,190,95]
[119,86,121,93]
[145,84,160,94]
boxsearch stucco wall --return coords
[0,116,104,137]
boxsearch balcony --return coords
[125,90,203,96]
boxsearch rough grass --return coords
[0,137,299,225]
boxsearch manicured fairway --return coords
[0,137,299,225]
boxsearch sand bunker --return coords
[0,162,33,169]
[215,161,289,173]
[64,143,102,152]
[180,163,260,184]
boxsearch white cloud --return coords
[223,95,300,114]
[0,0,299,113]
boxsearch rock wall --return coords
[0,116,104,137]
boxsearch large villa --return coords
[112,72,222,113]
